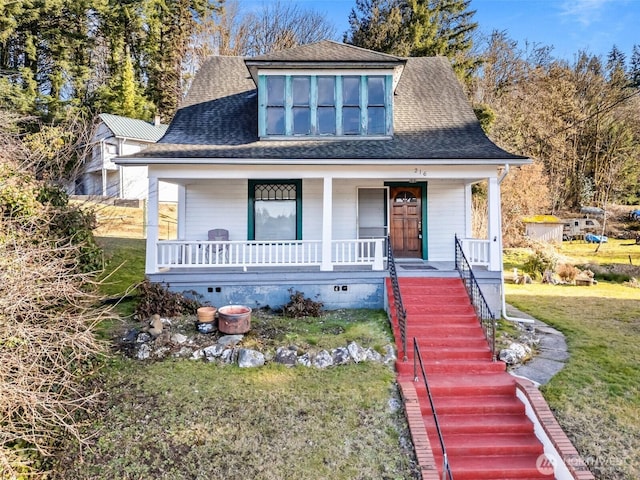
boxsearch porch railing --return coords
[454,235,497,361]
[387,235,408,361]
[413,338,454,480]
[156,238,385,270]
[459,238,490,266]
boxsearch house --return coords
[76,113,177,201]
[523,215,563,243]
[115,40,529,313]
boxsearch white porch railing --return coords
[156,238,385,270]
[460,238,491,266]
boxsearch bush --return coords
[134,279,201,320]
[523,246,557,279]
[283,290,324,318]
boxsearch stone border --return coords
[515,377,595,480]
[398,380,440,480]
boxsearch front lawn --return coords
[505,240,640,479]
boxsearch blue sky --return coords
[251,0,639,62]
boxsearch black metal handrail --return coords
[387,235,408,361]
[413,338,454,480]
[454,235,497,360]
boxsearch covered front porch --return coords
[143,162,505,277]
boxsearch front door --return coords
[390,186,422,258]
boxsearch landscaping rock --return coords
[365,348,383,363]
[191,349,205,361]
[499,342,532,365]
[382,344,397,364]
[238,349,265,368]
[153,346,171,359]
[136,343,151,360]
[297,352,312,367]
[347,341,367,363]
[203,344,225,359]
[170,333,188,344]
[218,334,244,347]
[331,347,351,365]
[220,347,237,364]
[312,350,334,369]
[274,346,298,366]
[174,346,193,358]
[136,332,152,343]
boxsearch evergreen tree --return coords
[628,44,640,87]
[345,0,479,79]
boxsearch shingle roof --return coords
[99,113,168,142]
[129,41,526,162]
[247,40,405,64]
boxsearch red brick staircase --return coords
[388,277,555,480]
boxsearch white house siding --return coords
[184,180,248,240]
[302,179,322,240]
[426,180,466,261]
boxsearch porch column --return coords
[487,176,501,271]
[145,176,159,274]
[321,175,333,271]
[177,184,186,239]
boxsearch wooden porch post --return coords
[145,176,159,274]
[487,176,501,271]
[321,175,333,271]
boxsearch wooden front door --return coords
[390,186,422,258]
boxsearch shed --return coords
[523,215,563,243]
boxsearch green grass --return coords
[506,280,640,478]
[56,359,416,480]
[56,237,417,480]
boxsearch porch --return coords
[151,237,490,273]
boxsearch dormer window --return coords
[259,73,393,138]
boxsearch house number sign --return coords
[413,168,428,177]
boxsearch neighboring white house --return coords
[115,41,530,311]
[77,113,177,201]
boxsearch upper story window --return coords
[259,73,393,138]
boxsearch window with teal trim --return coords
[260,74,392,138]
[249,180,302,240]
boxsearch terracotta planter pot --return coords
[197,306,217,323]
[218,305,251,334]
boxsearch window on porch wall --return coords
[249,180,302,240]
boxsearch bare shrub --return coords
[0,223,110,477]
[557,263,580,283]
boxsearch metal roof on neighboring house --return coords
[121,40,528,163]
[99,113,168,143]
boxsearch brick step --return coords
[393,326,487,349]
[398,345,493,361]
[433,433,544,457]
[428,394,527,415]
[413,373,515,397]
[405,304,476,315]
[423,413,533,434]
[389,313,480,327]
[436,454,555,479]
[397,277,464,287]
[402,294,471,305]
[396,359,506,375]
